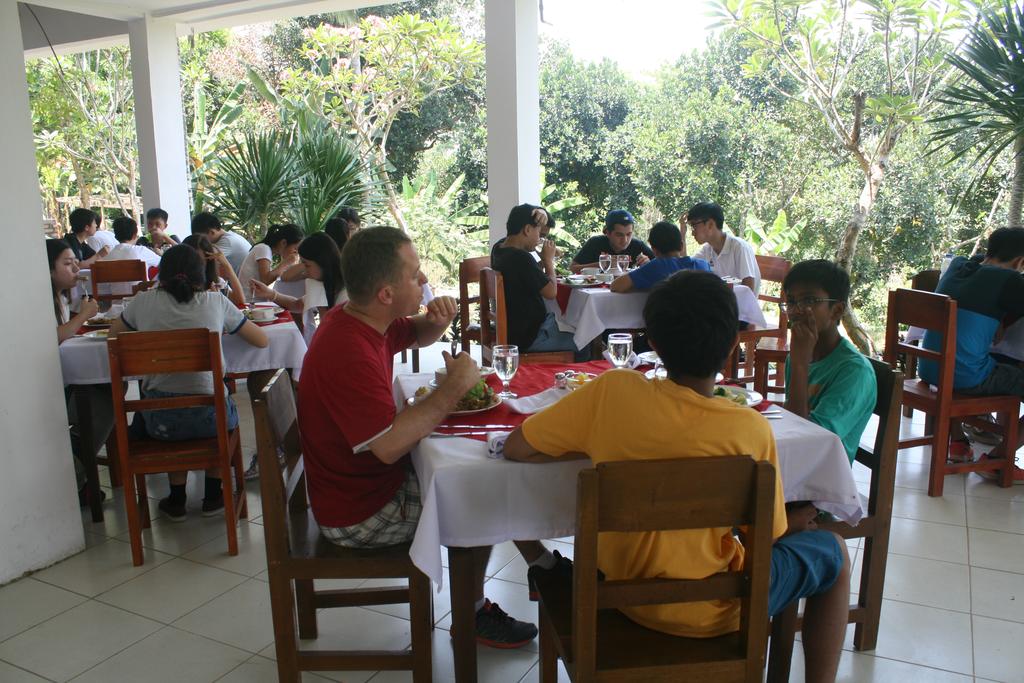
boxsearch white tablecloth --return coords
[558,285,769,350]
[394,373,863,587]
[59,322,307,385]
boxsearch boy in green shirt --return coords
[783,260,876,464]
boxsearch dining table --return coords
[552,282,769,350]
[392,361,863,682]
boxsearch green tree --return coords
[929,0,1024,227]
[712,0,967,353]
[250,14,485,232]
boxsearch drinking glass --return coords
[493,345,520,398]
[607,333,633,368]
[598,254,612,273]
[617,255,631,272]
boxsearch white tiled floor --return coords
[3,342,1023,681]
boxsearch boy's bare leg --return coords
[801,532,851,683]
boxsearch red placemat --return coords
[434,360,612,440]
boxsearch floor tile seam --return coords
[840,649,977,678]
[179,549,268,581]
[96,561,247,626]
[963,521,1024,536]
[29,544,173,599]
[169,616,276,655]
[0,655,59,682]
[0,585,98,647]
[893,515,974,531]
[970,612,1024,627]
[892,484,966,498]
[59,619,171,682]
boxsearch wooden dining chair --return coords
[479,266,573,367]
[901,269,941,417]
[91,259,147,305]
[459,255,491,355]
[882,288,1018,496]
[766,358,903,681]
[252,369,432,682]
[724,255,791,384]
[107,328,247,566]
[535,456,776,683]
[131,279,157,295]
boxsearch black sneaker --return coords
[527,549,573,601]
[474,600,537,649]
[78,486,107,507]
[158,496,187,522]
[201,495,225,517]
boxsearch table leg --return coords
[448,546,478,683]
[73,385,104,523]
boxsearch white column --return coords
[0,0,84,583]
[485,0,540,246]
[129,16,191,239]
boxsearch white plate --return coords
[80,330,110,341]
[407,387,503,415]
[713,385,763,407]
[637,351,659,365]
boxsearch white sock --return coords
[474,598,487,612]
[529,550,557,570]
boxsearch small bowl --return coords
[248,307,276,322]
[596,273,615,284]
[581,267,600,276]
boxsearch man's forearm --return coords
[785,361,811,418]
[570,261,597,273]
[369,381,468,464]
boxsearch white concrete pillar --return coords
[129,17,191,238]
[0,0,84,583]
[485,0,540,245]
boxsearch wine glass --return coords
[598,254,612,273]
[493,345,520,398]
[616,255,631,272]
[607,333,633,369]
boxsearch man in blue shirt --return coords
[610,221,710,292]
[919,228,1024,480]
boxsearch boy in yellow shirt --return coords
[504,270,851,683]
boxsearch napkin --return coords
[504,387,569,414]
[601,350,642,369]
[486,431,512,459]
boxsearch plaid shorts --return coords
[320,466,422,548]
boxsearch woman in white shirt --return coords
[237,224,303,301]
[250,232,346,343]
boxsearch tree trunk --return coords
[374,148,408,232]
[1007,134,1024,228]
[835,161,885,357]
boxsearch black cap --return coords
[605,209,635,230]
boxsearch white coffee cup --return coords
[248,307,276,322]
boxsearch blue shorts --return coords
[138,388,239,441]
[768,530,844,616]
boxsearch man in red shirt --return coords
[299,226,553,648]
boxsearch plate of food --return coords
[563,274,599,287]
[431,366,495,387]
[80,329,110,341]
[409,379,502,415]
[713,385,763,407]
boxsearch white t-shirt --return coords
[696,232,762,296]
[121,289,246,396]
[237,243,273,301]
[301,278,348,345]
[215,231,253,276]
[86,229,118,253]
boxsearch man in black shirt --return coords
[492,204,578,355]
[137,207,180,251]
[491,208,553,260]
[570,209,654,273]
[64,207,107,267]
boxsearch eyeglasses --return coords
[782,297,840,311]
[687,219,708,229]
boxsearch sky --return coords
[537,0,720,79]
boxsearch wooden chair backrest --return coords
[92,259,147,301]
[856,359,902,497]
[910,269,940,293]
[253,368,307,564]
[478,267,508,348]
[755,254,791,287]
[132,279,158,295]
[882,288,956,399]
[459,256,490,319]
[573,456,775,679]
[106,328,230,460]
